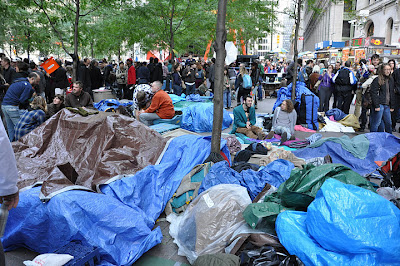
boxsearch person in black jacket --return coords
[89,60,103,90]
[250,62,260,109]
[77,58,92,98]
[370,64,397,133]
[389,60,400,131]
[137,62,151,84]
[152,58,163,82]
[332,60,357,114]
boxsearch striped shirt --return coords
[14,109,45,141]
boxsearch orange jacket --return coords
[144,90,175,119]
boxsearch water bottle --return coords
[0,204,9,237]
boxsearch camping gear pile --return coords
[4,96,400,265]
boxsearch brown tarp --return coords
[13,109,168,200]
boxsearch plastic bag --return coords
[23,254,74,266]
[167,184,251,264]
[240,246,304,266]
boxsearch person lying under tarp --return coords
[231,95,266,140]
[266,99,297,144]
[139,81,175,126]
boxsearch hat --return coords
[127,58,133,63]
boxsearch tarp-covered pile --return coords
[13,109,168,200]
[277,179,400,265]
[5,110,232,265]
[181,102,232,133]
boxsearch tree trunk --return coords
[291,0,301,100]
[72,0,80,82]
[210,0,227,154]
[169,3,175,62]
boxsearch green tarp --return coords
[308,135,369,159]
[243,164,376,232]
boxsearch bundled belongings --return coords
[375,151,400,188]
[13,109,168,200]
[276,179,400,265]
[168,184,252,264]
[243,164,376,231]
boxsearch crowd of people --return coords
[1,51,399,142]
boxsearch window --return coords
[367,22,374,37]
[386,18,393,44]
[342,21,351,38]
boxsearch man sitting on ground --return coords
[139,81,175,126]
[65,81,93,108]
[231,95,266,140]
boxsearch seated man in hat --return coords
[231,95,265,140]
[139,81,174,126]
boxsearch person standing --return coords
[77,58,92,98]
[235,64,251,105]
[1,72,40,141]
[183,62,196,95]
[51,59,69,96]
[89,60,103,91]
[116,62,127,99]
[370,64,396,133]
[392,61,400,131]
[223,67,231,109]
[172,64,183,96]
[332,60,357,114]
[126,58,137,100]
[309,65,321,94]
[208,58,215,93]
[318,65,334,112]
[152,58,163,82]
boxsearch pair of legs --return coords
[173,85,182,96]
[370,104,392,133]
[1,105,26,141]
[236,126,265,140]
[139,112,160,126]
[267,126,293,143]
[223,89,231,108]
[336,90,352,114]
[318,86,332,112]
[185,83,195,95]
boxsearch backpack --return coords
[362,86,372,109]
[298,67,309,83]
[195,69,204,79]
[242,74,252,89]
[164,162,213,215]
[298,93,319,130]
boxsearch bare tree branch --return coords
[32,0,71,55]
[174,0,191,33]
[57,0,75,13]
[80,0,105,17]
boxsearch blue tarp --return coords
[276,179,400,265]
[273,82,314,111]
[168,94,186,104]
[181,103,233,133]
[293,133,400,176]
[93,99,133,112]
[4,135,231,265]
[198,159,294,200]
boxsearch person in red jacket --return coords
[139,81,175,126]
[126,58,136,100]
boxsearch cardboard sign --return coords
[40,57,60,74]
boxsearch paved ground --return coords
[5,95,399,265]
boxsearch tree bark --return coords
[210,0,227,154]
[169,2,175,62]
[291,0,301,100]
[72,0,80,82]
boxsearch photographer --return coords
[116,62,127,99]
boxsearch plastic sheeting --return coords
[12,109,168,200]
[93,99,133,112]
[4,135,231,265]
[168,184,251,264]
[198,160,294,200]
[293,133,400,176]
[276,179,400,265]
[272,82,315,111]
[325,108,346,121]
[181,103,233,133]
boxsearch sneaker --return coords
[266,131,275,139]
[280,132,288,144]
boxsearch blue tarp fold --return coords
[198,159,293,200]
[293,133,400,176]
[276,179,400,265]
[4,135,231,265]
[181,103,233,133]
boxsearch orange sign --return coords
[342,48,350,62]
[40,57,60,74]
[355,49,366,62]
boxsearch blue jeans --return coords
[185,83,195,95]
[370,104,392,133]
[273,126,292,140]
[223,89,231,108]
[1,105,26,141]
[173,85,182,96]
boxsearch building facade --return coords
[354,0,399,46]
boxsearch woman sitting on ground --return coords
[14,96,47,141]
[266,99,297,143]
[47,94,65,118]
